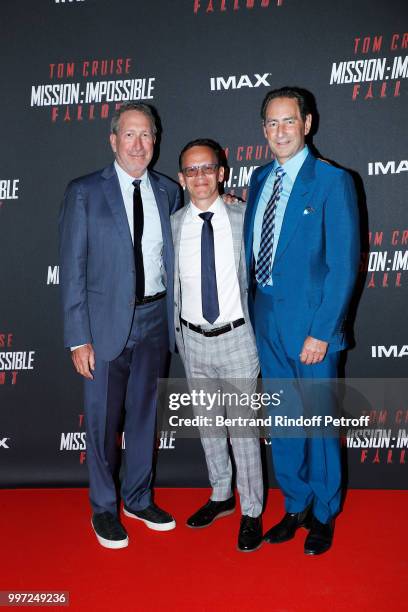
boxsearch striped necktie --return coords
[255,166,285,286]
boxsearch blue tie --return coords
[255,166,285,286]
[199,212,220,324]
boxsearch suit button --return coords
[176,327,180,332]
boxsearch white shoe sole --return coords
[123,508,176,531]
[187,507,235,528]
[91,521,129,549]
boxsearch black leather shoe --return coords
[186,497,235,528]
[91,512,128,549]
[264,506,311,544]
[304,517,334,555]
[123,503,176,531]
[237,515,263,552]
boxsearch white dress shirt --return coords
[179,196,244,325]
[114,161,165,295]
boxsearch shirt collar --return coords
[114,160,150,191]
[189,195,224,219]
[274,145,309,183]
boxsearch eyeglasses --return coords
[182,163,219,177]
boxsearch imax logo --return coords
[371,345,408,358]
[210,73,271,91]
[368,160,408,176]
[0,438,10,449]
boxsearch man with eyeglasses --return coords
[171,138,263,552]
[244,87,360,555]
[59,102,181,549]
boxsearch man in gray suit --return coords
[171,139,263,552]
[59,102,180,549]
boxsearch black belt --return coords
[135,290,166,306]
[181,317,245,337]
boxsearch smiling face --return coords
[110,110,155,177]
[263,96,312,165]
[178,146,224,211]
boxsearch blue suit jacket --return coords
[244,152,360,359]
[59,163,181,361]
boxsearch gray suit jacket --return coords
[170,201,256,363]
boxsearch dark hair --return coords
[179,138,223,170]
[260,87,312,122]
[110,102,157,135]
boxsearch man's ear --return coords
[304,114,312,136]
[178,172,186,190]
[110,133,117,154]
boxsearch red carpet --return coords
[0,488,406,611]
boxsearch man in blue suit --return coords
[244,87,359,555]
[59,102,181,548]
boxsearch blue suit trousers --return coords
[84,297,168,516]
[254,286,341,524]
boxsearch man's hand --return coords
[71,343,95,379]
[222,192,244,205]
[299,336,328,365]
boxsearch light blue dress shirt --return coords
[253,146,309,285]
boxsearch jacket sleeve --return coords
[309,170,360,342]
[58,180,93,348]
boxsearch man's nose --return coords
[276,123,285,137]
[131,135,143,149]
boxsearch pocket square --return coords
[303,206,315,215]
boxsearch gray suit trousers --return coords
[182,321,263,517]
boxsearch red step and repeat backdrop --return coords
[1,0,407,489]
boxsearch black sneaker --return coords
[123,503,176,531]
[186,497,236,528]
[91,512,128,549]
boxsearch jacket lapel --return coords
[149,172,170,238]
[172,204,189,311]
[101,164,133,259]
[273,153,316,264]
[244,161,275,273]
[225,202,243,273]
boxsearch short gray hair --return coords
[110,102,157,135]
